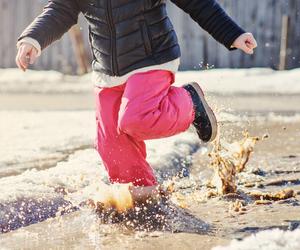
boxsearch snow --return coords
[218,112,300,124]
[0,111,95,175]
[0,109,199,203]
[1,68,300,94]
[0,69,92,94]
[176,68,300,94]
[213,229,300,250]
[0,149,102,202]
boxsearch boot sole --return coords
[189,82,218,142]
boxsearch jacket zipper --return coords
[106,0,118,75]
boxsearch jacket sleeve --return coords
[170,0,245,50]
[17,0,80,51]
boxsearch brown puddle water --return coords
[208,132,259,195]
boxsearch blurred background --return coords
[0,0,299,74]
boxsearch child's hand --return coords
[232,33,257,55]
[15,43,38,72]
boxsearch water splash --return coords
[208,132,259,195]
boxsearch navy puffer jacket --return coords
[18,0,245,76]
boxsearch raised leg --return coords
[118,70,195,141]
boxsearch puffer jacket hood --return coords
[18,0,245,77]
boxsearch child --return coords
[16,0,257,202]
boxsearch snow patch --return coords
[0,111,95,174]
[176,68,300,94]
[1,68,300,94]
[213,229,300,250]
[218,112,300,124]
[0,69,92,94]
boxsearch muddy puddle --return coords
[0,116,300,250]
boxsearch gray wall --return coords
[0,0,299,73]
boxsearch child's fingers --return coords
[250,39,257,49]
[246,41,255,50]
[233,33,257,55]
[15,52,23,71]
[245,34,257,49]
[241,42,254,54]
[16,48,26,71]
[16,59,25,72]
[19,47,30,70]
[251,36,258,48]
[16,44,38,71]
[29,48,38,65]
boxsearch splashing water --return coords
[208,132,259,195]
[78,182,210,233]
[81,183,134,213]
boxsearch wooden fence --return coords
[0,0,299,74]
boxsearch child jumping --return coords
[16,0,257,201]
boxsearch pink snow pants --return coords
[94,70,195,186]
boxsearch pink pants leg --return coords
[95,70,194,186]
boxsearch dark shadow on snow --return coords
[236,220,300,236]
[0,197,77,233]
[155,139,200,181]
